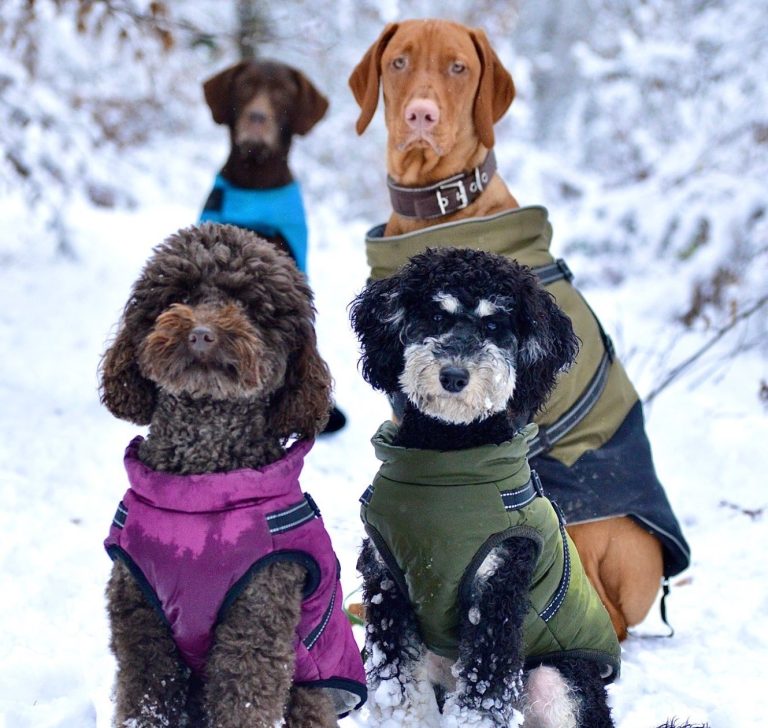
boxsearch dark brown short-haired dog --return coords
[200,59,348,434]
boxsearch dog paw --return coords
[441,697,524,728]
[367,677,441,728]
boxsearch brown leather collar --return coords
[387,151,497,220]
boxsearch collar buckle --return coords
[436,178,469,215]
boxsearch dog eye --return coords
[484,320,498,332]
[392,56,407,70]
[433,312,445,323]
[450,61,467,74]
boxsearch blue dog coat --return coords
[200,175,309,273]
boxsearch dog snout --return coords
[188,325,216,356]
[439,365,469,393]
[404,98,440,133]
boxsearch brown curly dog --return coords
[99,223,364,727]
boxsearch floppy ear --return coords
[348,22,399,135]
[288,68,329,135]
[349,276,405,393]
[202,61,249,125]
[267,320,332,440]
[469,28,515,149]
[99,325,157,425]
[509,277,579,419]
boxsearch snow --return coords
[2,2,768,727]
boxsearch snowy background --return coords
[1,1,767,726]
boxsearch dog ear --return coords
[267,320,333,440]
[288,68,329,135]
[202,61,249,125]
[349,276,405,393]
[348,22,400,135]
[469,28,515,149]
[99,325,157,425]
[509,277,579,418]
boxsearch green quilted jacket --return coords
[360,421,621,681]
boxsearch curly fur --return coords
[350,246,579,424]
[350,248,613,727]
[100,223,331,439]
[100,223,336,727]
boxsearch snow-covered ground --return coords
[2,4,768,726]
[2,131,766,728]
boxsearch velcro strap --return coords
[359,484,375,507]
[500,476,538,511]
[532,258,573,286]
[528,348,612,458]
[266,493,320,534]
[112,501,128,529]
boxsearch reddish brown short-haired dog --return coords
[349,18,690,643]
[350,19,519,236]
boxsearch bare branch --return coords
[644,293,768,405]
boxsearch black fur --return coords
[351,247,614,726]
[454,538,538,724]
[350,246,579,420]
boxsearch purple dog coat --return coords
[105,437,366,715]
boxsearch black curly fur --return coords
[555,657,614,727]
[351,248,613,727]
[454,538,538,723]
[350,246,579,420]
[357,539,425,681]
[394,405,516,450]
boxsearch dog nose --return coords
[188,326,216,354]
[404,99,440,132]
[439,366,469,393]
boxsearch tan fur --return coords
[235,92,280,149]
[349,19,518,236]
[350,19,664,638]
[567,519,664,640]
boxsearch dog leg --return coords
[107,561,191,727]
[284,685,337,727]
[442,539,538,728]
[568,519,663,639]
[524,657,612,728]
[358,539,441,728]
[520,665,579,728]
[205,560,305,728]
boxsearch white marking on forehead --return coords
[475,299,497,317]
[434,292,461,313]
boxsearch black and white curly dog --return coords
[350,247,624,728]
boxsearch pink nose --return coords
[404,99,440,132]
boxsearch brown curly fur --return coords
[100,223,337,727]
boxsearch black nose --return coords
[188,326,216,354]
[439,366,469,393]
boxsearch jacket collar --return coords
[371,421,537,488]
[123,436,313,513]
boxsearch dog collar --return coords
[386,151,497,220]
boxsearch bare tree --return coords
[236,0,271,59]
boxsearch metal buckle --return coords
[436,178,468,214]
